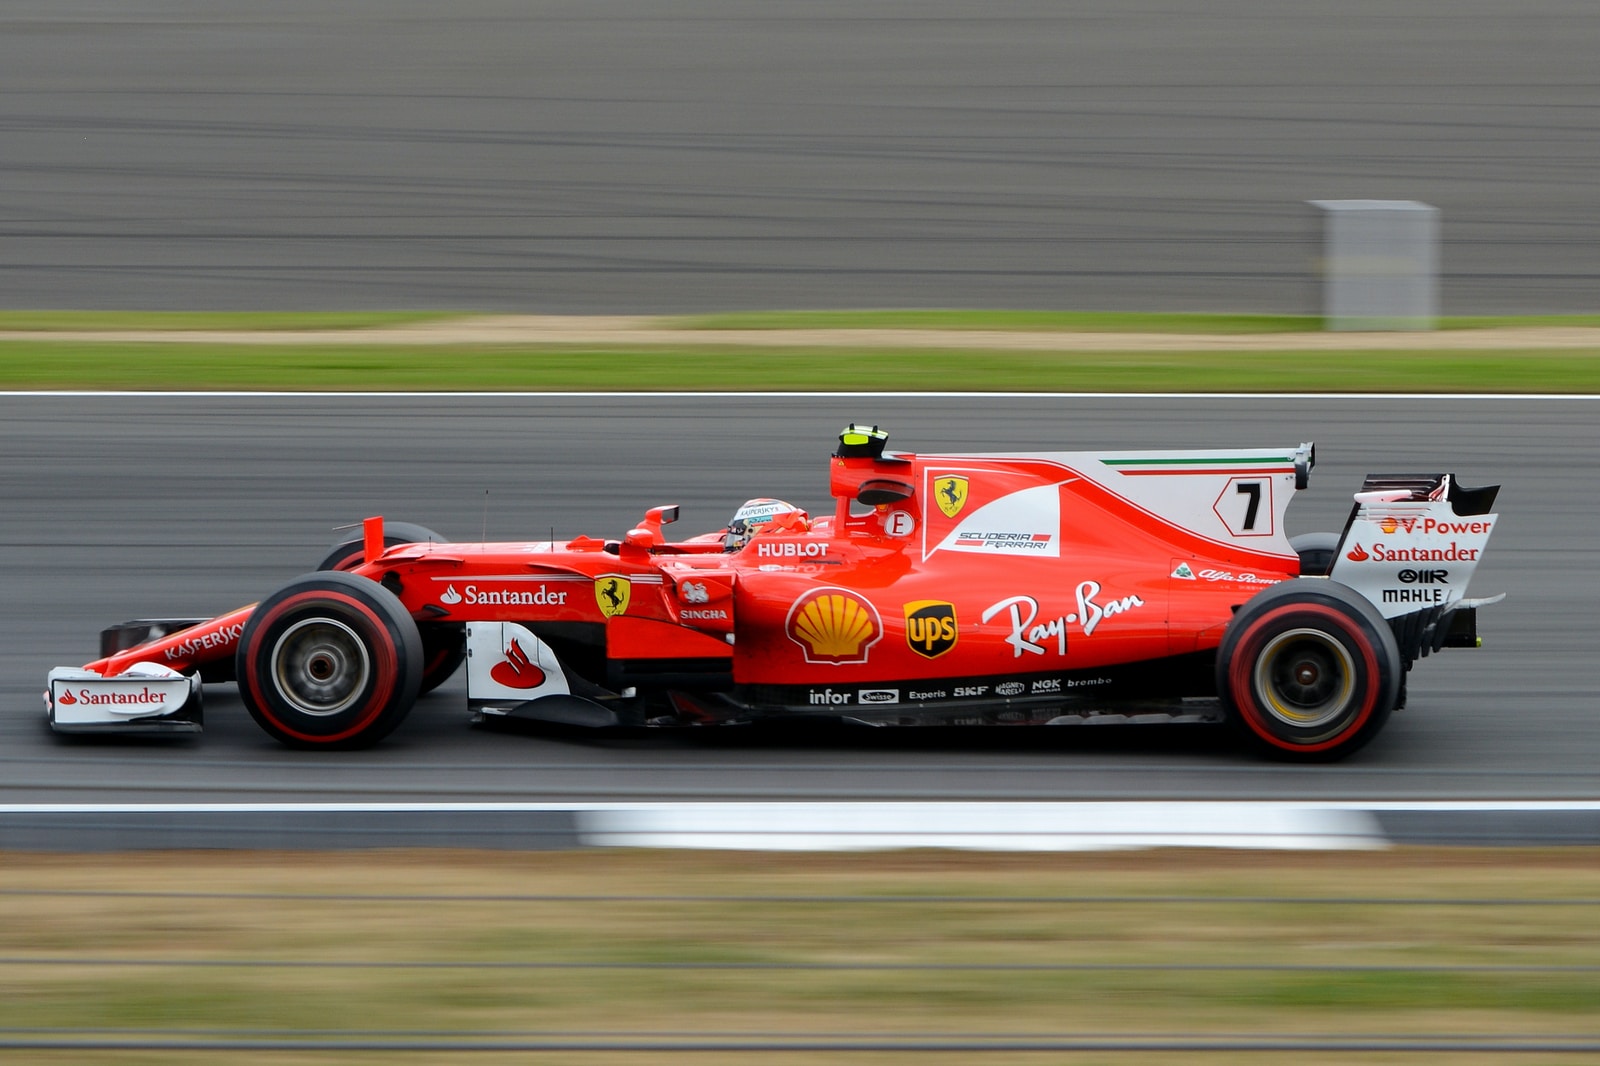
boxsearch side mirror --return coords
[856,478,913,507]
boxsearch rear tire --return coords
[236,571,422,749]
[316,521,449,572]
[1217,579,1401,761]
[1289,531,1340,577]
[317,522,463,694]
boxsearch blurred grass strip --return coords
[3,341,1599,392]
[1,847,1596,1052]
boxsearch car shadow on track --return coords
[474,715,1243,758]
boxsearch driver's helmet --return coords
[724,498,806,551]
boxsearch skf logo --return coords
[935,476,969,518]
[904,600,958,659]
[786,588,882,664]
[596,576,631,618]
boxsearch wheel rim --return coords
[1253,627,1356,730]
[271,617,371,717]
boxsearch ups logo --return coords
[904,600,958,659]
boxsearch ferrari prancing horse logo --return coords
[596,576,631,618]
[935,476,969,518]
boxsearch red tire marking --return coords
[1227,602,1380,754]
[242,588,401,745]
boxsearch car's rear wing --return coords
[1328,473,1502,663]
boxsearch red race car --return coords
[47,425,1501,760]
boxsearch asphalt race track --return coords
[2,394,1594,806]
[3,0,1599,314]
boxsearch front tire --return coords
[317,521,463,694]
[1217,579,1401,761]
[236,571,422,749]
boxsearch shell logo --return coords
[786,588,883,664]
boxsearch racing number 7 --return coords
[1236,481,1261,531]
[1214,476,1271,537]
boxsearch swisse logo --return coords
[164,622,246,661]
[857,689,900,705]
[443,584,571,607]
[756,541,829,559]
[904,600,958,659]
[1398,568,1449,584]
[995,681,1026,697]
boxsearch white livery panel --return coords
[46,661,202,733]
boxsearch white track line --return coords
[6,801,1599,851]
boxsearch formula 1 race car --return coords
[46,425,1502,760]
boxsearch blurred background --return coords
[3,0,1597,314]
[4,3,1599,1052]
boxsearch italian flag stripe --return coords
[1104,456,1294,467]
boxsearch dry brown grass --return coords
[1,847,1597,1064]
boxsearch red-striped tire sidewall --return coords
[1226,601,1381,755]
[321,544,365,572]
[240,587,404,746]
[417,624,466,695]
